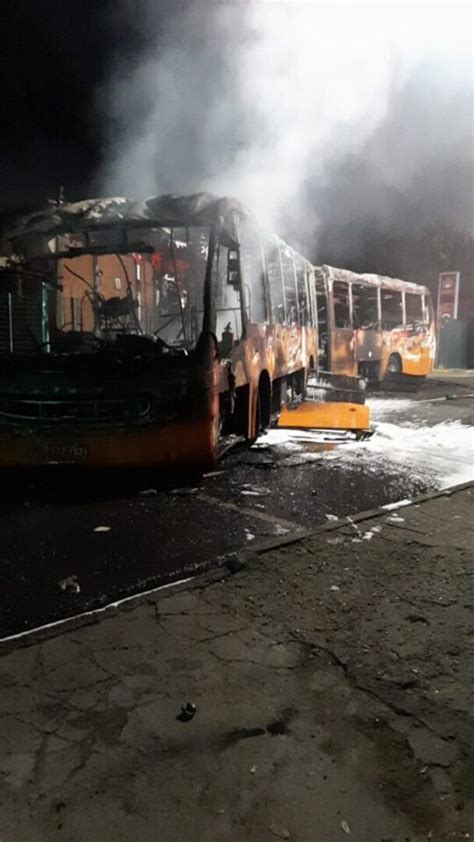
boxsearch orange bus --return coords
[313,265,436,383]
[0,193,320,468]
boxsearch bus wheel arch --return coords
[386,353,402,375]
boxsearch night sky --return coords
[0,0,157,210]
[1,1,472,293]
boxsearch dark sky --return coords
[0,0,159,210]
[0,0,471,291]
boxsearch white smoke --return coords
[99,0,472,242]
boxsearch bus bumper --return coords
[278,400,370,433]
[0,419,217,468]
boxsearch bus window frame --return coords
[277,248,288,325]
[331,279,352,330]
[380,286,404,331]
[404,290,425,328]
[352,281,381,331]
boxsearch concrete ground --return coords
[1,482,473,841]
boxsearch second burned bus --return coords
[0,193,319,468]
[313,265,436,383]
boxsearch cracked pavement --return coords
[1,484,473,840]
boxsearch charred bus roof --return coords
[315,265,431,297]
[2,193,250,261]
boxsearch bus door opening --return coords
[330,280,355,375]
[352,283,382,381]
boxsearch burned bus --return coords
[313,265,436,383]
[0,193,321,467]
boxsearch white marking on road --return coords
[198,492,302,533]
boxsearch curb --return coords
[1,480,472,654]
[248,479,474,556]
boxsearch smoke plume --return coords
[98,1,473,260]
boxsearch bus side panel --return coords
[393,333,435,376]
[228,323,317,389]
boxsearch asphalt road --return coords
[0,379,472,638]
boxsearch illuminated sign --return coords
[437,272,460,321]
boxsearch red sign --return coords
[437,272,460,321]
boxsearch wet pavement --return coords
[0,379,473,638]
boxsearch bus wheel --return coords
[386,354,402,374]
[252,372,271,440]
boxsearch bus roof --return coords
[5,193,248,242]
[315,265,431,297]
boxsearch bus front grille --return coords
[0,396,153,425]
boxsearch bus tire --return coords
[386,353,402,375]
[251,372,271,440]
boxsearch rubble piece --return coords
[341,819,351,834]
[269,824,290,840]
[58,574,80,594]
[382,499,412,511]
[176,702,197,723]
[94,525,111,532]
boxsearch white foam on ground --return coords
[256,402,474,490]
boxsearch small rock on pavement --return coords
[176,702,197,723]
[269,824,290,840]
[341,819,351,834]
[58,574,80,594]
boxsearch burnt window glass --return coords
[281,249,297,325]
[405,293,423,325]
[264,240,285,324]
[215,244,243,342]
[239,222,267,323]
[333,281,351,328]
[381,289,403,330]
[295,258,311,326]
[352,284,379,329]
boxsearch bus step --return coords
[278,400,370,433]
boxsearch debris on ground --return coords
[169,487,199,496]
[202,470,225,479]
[244,529,256,541]
[93,525,111,532]
[58,574,80,594]
[274,524,290,535]
[240,484,270,496]
[176,702,197,723]
[269,824,290,840]
[341,819,351,834]
[138,488,158,497]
